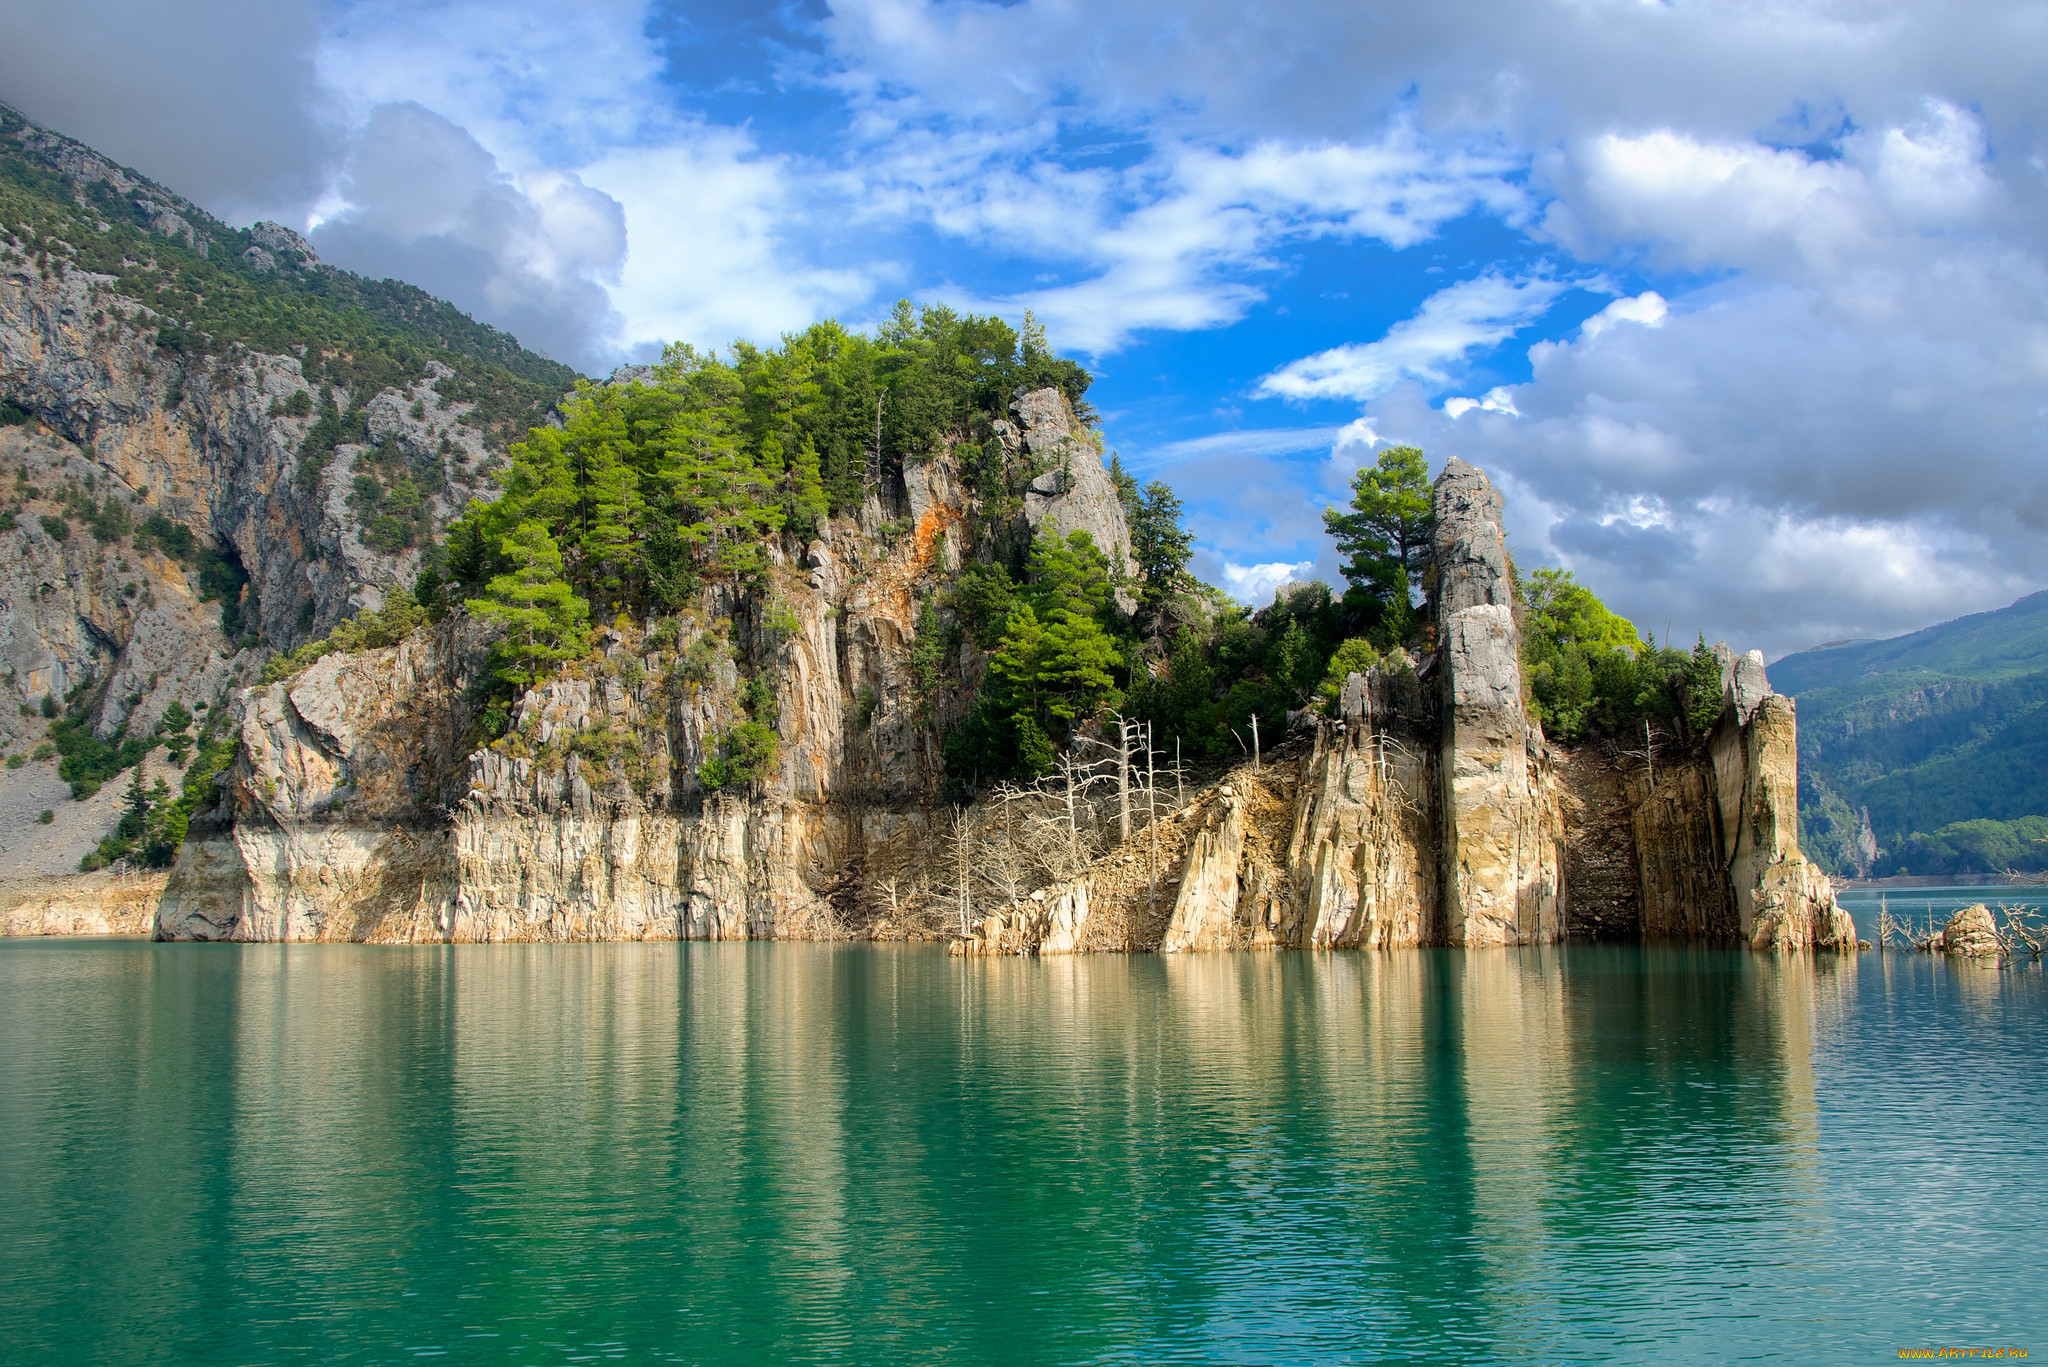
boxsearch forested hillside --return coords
[1770,590,2048,877]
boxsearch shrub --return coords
[698,720,778,791]
[260,590,426,684]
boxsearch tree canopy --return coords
[1323,445,1434,638]
[445,304,1098,661]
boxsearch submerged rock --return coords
[1939,904,2002,958]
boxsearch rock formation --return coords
[1432,459,1563,945]
[1938,904,2002,958]
[157,388,1135,943]
[946,459,1851,956]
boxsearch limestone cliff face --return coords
[950,458,1847,956]
[1287,665,1437,949]
[1431,459,1563,946]
[0,209,494,838]
[157,388,1130,942]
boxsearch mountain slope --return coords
[0,104,579,879]
[1771,590,2048,876]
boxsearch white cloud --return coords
[878,131,1525,355]
[1578,290,1667,342]
[1444,386,1521,419]
[1135,426,1346,468]
[1258,272,1567,401]
[1221,560,1319,607]
[1329,418,1384,473]
[582,137,876,357]
[311,103,626,370]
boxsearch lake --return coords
[1837,883,2048,943]
[0,941,2041,1364]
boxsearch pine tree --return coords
[1129,480,1194,591]
[117,767,149,841]
[1324,445,1434,634]
[470,521,590,686]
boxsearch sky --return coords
[3,0,2045,659]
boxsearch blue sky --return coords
[4,0,2047,658]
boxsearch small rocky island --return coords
[149,440,1850,952]
[0,106,1851,952]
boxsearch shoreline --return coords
[0,872,167,937]
[1835,873,2048,890]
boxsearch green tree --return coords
[1107,453,1141,513]
[1317,637,1382,710]
[1324,445,1434,636]
[117,767,150,842]
[469,522,591,686]
[1129,480,1194,593]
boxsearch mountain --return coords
[0,102,576,879]
[1769,590,2048,877]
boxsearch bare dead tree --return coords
[950,805,973,936]
[1117,716,1133,843]
[1616,720,1663,791]
[977,794,1036,908]
[1146,721,1160,916]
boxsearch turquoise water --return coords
[1838,883,2048,940]
[0,943,2041,1365]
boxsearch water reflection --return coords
[0,942,2040,1365]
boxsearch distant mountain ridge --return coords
[1770,590,2048,876]
[0,102,578,445]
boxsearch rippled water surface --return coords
[1,942,2042,1365]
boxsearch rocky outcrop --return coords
[157,388,1136,943]
[1160,788,1248,951]
[999,387,1137,583]
[0,871,163,935]
[1431,460,1563,945]
[1287,664,1436,949]
[1938,904,2002,957]
[953,879,1095,956]
[1711,688,1856,950]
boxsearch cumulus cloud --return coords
[1354,246,2048,654]
[1221,561,1320,608]
[582,134,875,355]
[310,103,626,370]
[1259,272,1568,401]
[0,0,335,222]
[850,128,1524,355]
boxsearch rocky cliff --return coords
[157,387,1130,943]
[0,104,567,886]
[952,458,1852,956]
[149,433,1851,952]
